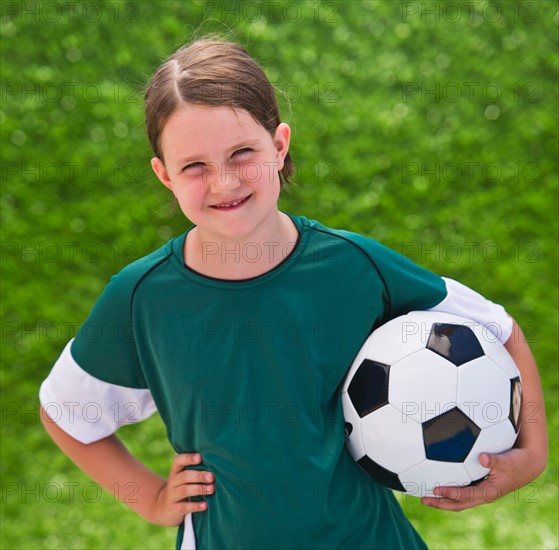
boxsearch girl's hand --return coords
[151,453,215,526]
[421,446,543,511]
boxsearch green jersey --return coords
[40,215,511,549]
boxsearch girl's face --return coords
[151,104,291,243]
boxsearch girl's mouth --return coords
[209,194,252,210]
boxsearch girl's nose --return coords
[209,163,241,194]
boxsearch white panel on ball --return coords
[389,349,458,424]
[399,460,472,497]
[457,357,511,429]
[479,338,519,379]
[361,313,432,364]
[360,403,425,473]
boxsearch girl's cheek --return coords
[175,176,205,195]
[243,163,262,183]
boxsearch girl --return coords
[39,37,547,549]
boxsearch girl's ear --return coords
[274,123,291,171]
[151,157,173,191]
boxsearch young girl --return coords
[39,38,548,549]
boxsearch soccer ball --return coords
[341,310,522,497]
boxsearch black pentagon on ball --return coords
[344,422,353,438]
[357,455,405,492]
[426,323,484,366]
[422,406,481,462]
[509,377,522,433]
[348,359,390,418]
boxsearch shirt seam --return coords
[307,225,393,319]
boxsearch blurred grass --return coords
[1,1,557,548]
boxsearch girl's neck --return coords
[183,212,299,280]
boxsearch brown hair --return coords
[144,37,293,186]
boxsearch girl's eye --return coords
[182,162,204,172]
[233,148,253,156]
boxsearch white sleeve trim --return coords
[428,277,513,344]
[39,339,157,444]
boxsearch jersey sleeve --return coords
[39,268,157,444]
[429,277,513,344]
[39,340,157,444]
[344,234,448,317]
[340,230,512,344]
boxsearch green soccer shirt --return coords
[40,214,512,549]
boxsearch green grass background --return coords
[1,0,557,548]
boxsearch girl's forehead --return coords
[161,104,269,156]
[166,104,254,130]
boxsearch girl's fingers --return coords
[173,482,215,501]
[169,453,202,475]
[168,453,214,488]
[169,453,214,483]
[166,453,215,507]
[422,495,472,512]
[180,500,208,514]
[173,468,214,487]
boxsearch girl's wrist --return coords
[124,476,167,524]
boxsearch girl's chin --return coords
[189,206,282,242]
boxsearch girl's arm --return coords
[422,318,548,511]
[40,406,214,525]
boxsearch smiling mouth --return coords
[210,194,252,210]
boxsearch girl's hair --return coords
[144,37,293,186]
